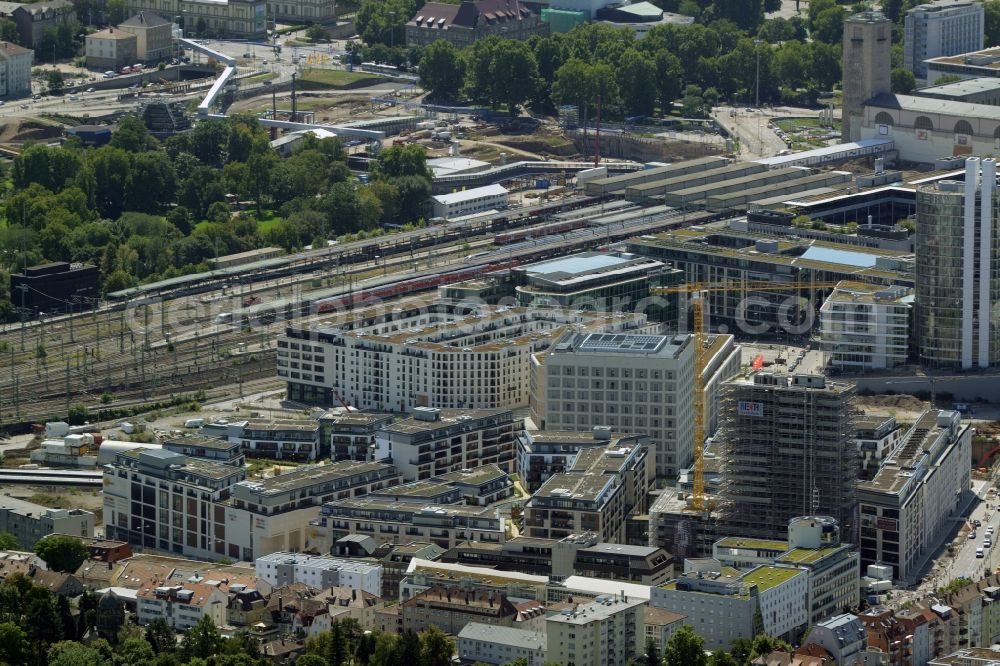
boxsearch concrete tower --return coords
[842,10,892,142]
[915,157,1000,369]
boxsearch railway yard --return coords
[0,194,724,430]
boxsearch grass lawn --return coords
[241,72,278,85]
[775,116,842,132]
[256,215,282,233]
[297,69,378,89]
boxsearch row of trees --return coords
[647,627,794,666]
[0,115,433,317]
[418,21,842,117]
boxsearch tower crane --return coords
[651,279,849,511]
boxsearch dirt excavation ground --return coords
[856,393,930,422]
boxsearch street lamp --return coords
[754,39,762,109]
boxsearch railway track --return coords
[0,468,103,487]
[0,206,730,429]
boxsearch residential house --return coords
[401,586,518,635]
[137,582,228,630]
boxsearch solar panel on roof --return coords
[577,333,667,353]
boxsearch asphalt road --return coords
[892,477,998,608]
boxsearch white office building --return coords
[458,623,548,666]
[546,594,645,666]
[431,184,508,220]
[819,281,912,371]
[650,565,809,650]
[714,516,860,625]
[857,410,972,583]
[905,0,983,81]
[279,299,651,410]
[255,552,383,596]
[535,332,706,478]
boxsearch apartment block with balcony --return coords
[401,557,550,603]
[819,281,912,372]
[856,414,906,480]
[524,440,651,544]
[516,428,648,492]
[225,461,400,560]
[441,532,673,586]
[162,435,244,466]
[374,407,518,481]
[857,410,972,583]
[320,411,394,461]
[278,298,651,410]
[234,419,320,461]
[546,594,645,666]
[103,449,398,562]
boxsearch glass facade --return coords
[915,183,1000,367]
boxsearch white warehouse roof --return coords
[432,184,508,205]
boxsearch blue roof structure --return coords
[800,246,879,268]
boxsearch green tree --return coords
[0,18,18,44]
[730,637,754,665]
[418,39,464,100]
[933,74,963,85]
[616,49,657,117]
[419,625,454,666]
[295,656,327,666]
[371,144,431,180]
[110,116,152,153]
[90,146,132,219]
[663,625,707,666]
[46,69,64,94]
[654,51,684,113]
[56,594,75,641]
[180,615,221,660]
[26,591,63,659]
[891,67,916,94]
[0,621,30,666]
[0,532,19,550]
[107,0,125,23]
[750,634,792,659]
[709,649,740,666]
[327,621,346,666]
[986,0,1000,46]
[67,403,89,426]
[48,640,111,666]
[811,5,845,43]
[117,636,156,666]
[145,617,176,654]
[33,535,88,572]
[306,24,330,42]
[643,636,661,666]
[465,36,539,112]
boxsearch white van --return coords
[184,418,205,428]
